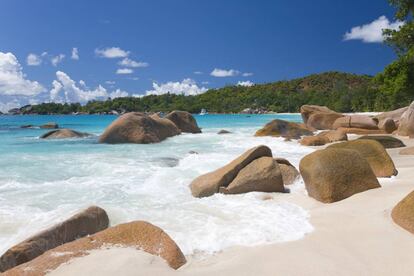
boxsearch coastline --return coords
[48,135,414,276]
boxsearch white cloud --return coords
[95,47,129,58]
[201,81,209,85]
[0,52,45,96]
[50,71,128,103]
[71,48,79,60]
[194,71,203,75]
[118,58,148,68]
[210,68,240,77]
[51,54,65,66]
[105,80,115,85]
[343,15,404,43]
[242,72,253,77]
[27,53,42,66]
[146,78,207,96]
[237,80,254,87]
[116,68,133,74]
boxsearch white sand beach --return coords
[48,136,414,276]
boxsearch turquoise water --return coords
[0,114,313,255]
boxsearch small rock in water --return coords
[189,150,198,154]
[217,129,232,134]
[40,122,59,129]
[158,157,180,167]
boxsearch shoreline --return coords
[47,135,414,276]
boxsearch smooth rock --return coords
[255,119,313,139]
[99,112,181,144]
[299,148,380,203]
[399,147,414,155]
[219,157,284,194]
[4,221,186,275]
[333,115,378,130]
[357,135,405,149]
[375,106,408,125]
[398,101,414,136]
[275,158,300,185]
[328,139,398,177]
[40,129,91,139]
[300,105,340,124]
[306,112,344,130]
[392,190,414,235]
[40,122,59,129]
[165,111,201,133]
[190,145,272,198]
[299,130,347,146]
[378,118,397,134]
[0,206,109,272]
[336,127,386,135]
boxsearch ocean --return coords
[0,114,314,255]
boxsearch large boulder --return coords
[392,191,414,235]
[190,145,272,198]
[306,112,344,130]
[40,122,59,129]
[357,135,406,149]
[255,119,313,139]
[0,206,109,272]
[333,115,378,130]
[300,105,339,123]
[165,111,201,133]
[275,158,300,185]
[328,140,398,177]
[40,129,91,139]
[336,127,386,135]
[375,106,408,125]
[4,221,186,275]
[99,112,181,144]
[219,157,284,194]
[378,118,397,134]
[299,148,381,203]
[299,130,347,146]
[398,101,414,136]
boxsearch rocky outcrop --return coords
[40,129,91,139]
[219,157,284,194]
[336,127,386,135]
[275,158,300,185]
[217,129,232,134]
[190,145,272,197]
[299,148,380,203]
[378,118,397,134]
[4,221,186,275]
[375,106,408,126]
[0,206,109,272]
[300,105,343,130]
[255,119,313,139]
[400,147,414,155]
[40,122,59,129]
[392,191,414,235]
[397,101,414,136]
[165,111,201,133]
[357,135,406,149]
[333,115,378,130]
[299,130,347,146]
[328,140,398,177]
[99,112,181,144]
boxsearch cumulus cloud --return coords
[118,58,148,68]
[51,54,65,66]
[71,48,79,60]
[343,16,404,43]
[116,68,133,74]
[50,71,128,103]
[95,47,129,58]
[237,80,254,87]
[0,52,45,96]
[210,68,240,77]
[146,78,207,96]
[27,53,42,66]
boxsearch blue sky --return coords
[0,0,403,111]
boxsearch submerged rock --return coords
[40,129,91,139]
[217,129,232,134]
[190,145,272,198]
[255,119,313,139]
[40,122,59,129]
[219,157,284,194]
[392,190,414,235]
[99,112,181,144]
[165,111,201,133]
[0,206,109,272]
[5,221,186,274]
[299,148,380,203]
[328,139,398,177]
[357,135,405,149]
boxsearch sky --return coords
[0,0,404,111]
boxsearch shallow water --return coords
[0,114,314,255]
